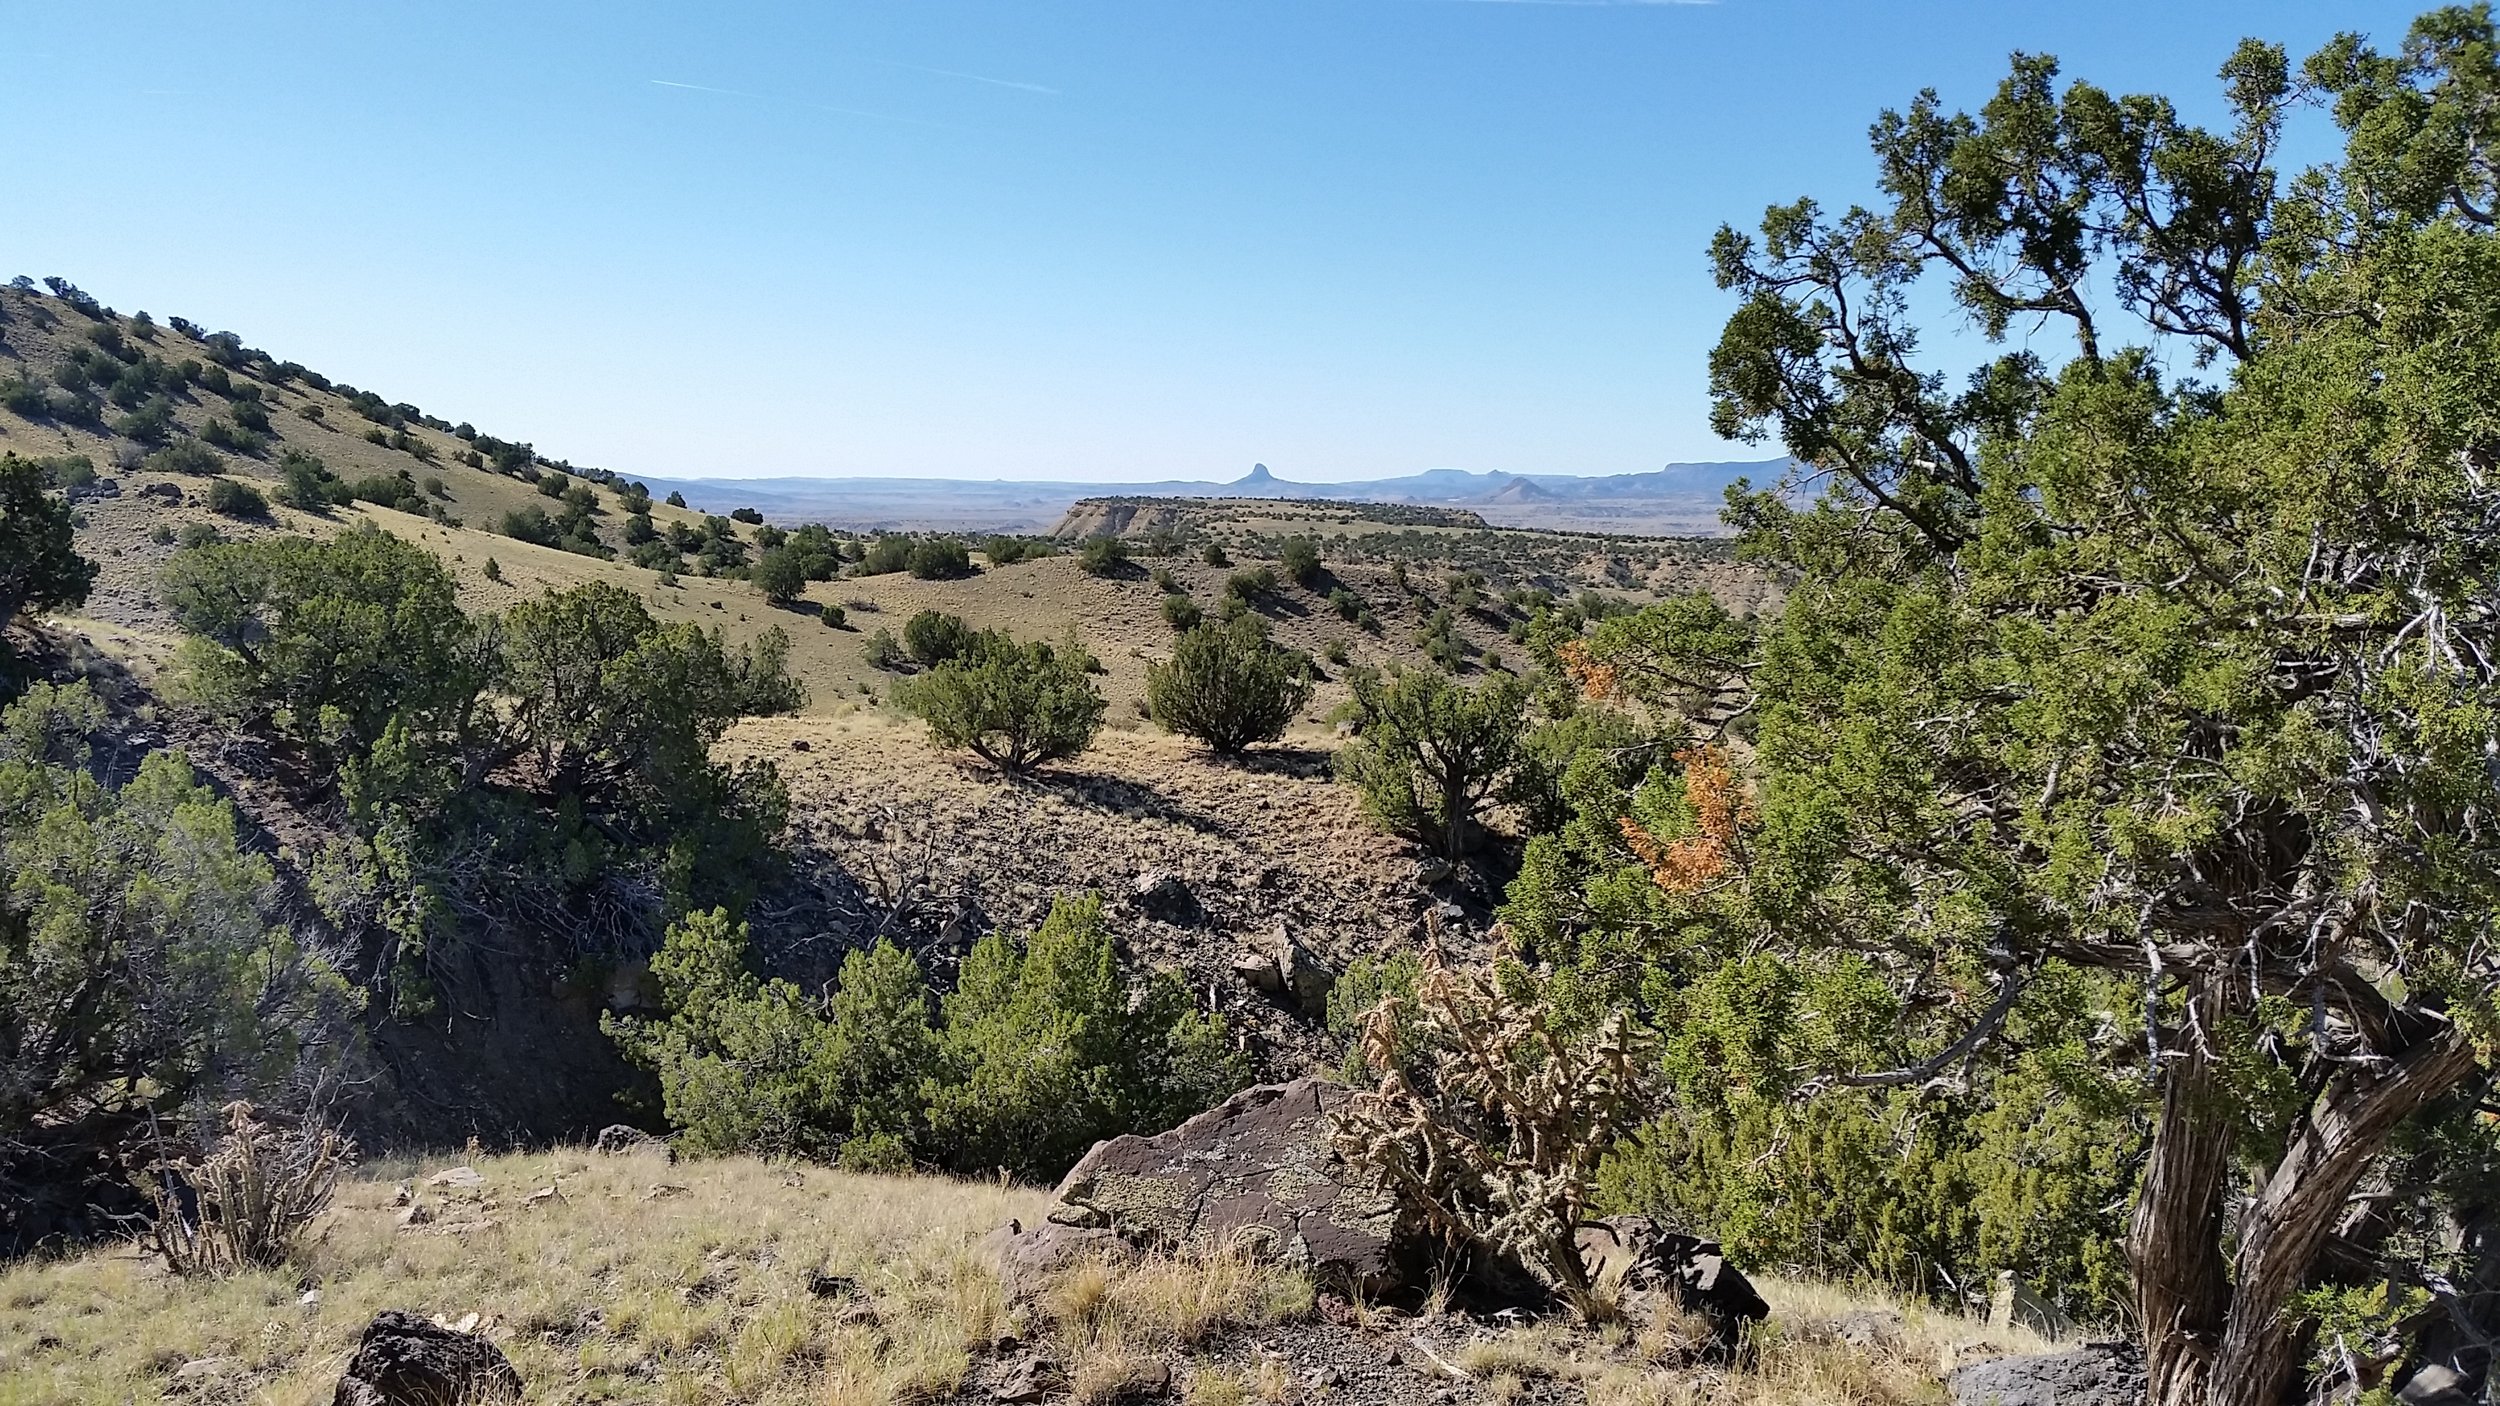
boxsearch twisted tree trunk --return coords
[2127,958,2482,1406]
[2130,971,2238,1406]
[2204,1026,2479,1406]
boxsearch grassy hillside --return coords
[0,1145,2047,1406]
[2,283,1770,729]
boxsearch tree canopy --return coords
[1539,13,2500,1402]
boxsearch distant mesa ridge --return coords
[630,458,1792,535]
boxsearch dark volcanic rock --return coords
[591,1124,670,1158]
[1044,1077,1412,1292]
[1576,1215,1768,1340]
[984,1219,1136,1302]
[1946,1342,2146,1406]
[330,1311,523,1406]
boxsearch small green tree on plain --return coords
[895,633,1105,773]
[1335,666,1529,858]
[750,547,809,607]
[1079,536,1130,577]
[1146,616,1313,755]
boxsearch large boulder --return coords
[1947,1343,2146,1406]
[330,1311,522,1406]
[1039,1077,1413,1293]
[982,1219,1135,1302]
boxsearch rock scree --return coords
[329,1310,523,1406]
[1945,1342,2146,1406]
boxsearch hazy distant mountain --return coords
[633,458,1792,535]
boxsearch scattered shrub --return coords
[608,898,1243,1177]
[275,451,352,511]
[1079,536,1131,578]
[145,441,223,477]
[1161,593,1203,631]
[1146,617,1314,754]
[1335,666,1531,857]
[1279,537,1323,587]
[895,633,1106,772]
[1223,567,1278,604]
[907,538,973,580]
[902,609,975,667]
[203,478,268,519]
[1202,543,1230,567]
[751,547,809,607]
[863,627,904,670]
[822,604,846,629]
[730,506,765,525]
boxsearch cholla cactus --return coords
[1329,941,1649,1311]
[148,1102,353,1276]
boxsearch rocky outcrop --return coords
[330,1311,522,1406]
[1946,1342,2146,1406]
[984,1220,1135,1302]
[1031,1077,1413,1293]
[592,1124,670,1159]
[1231,922,1334,1015]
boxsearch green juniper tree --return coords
[1551,14,2500,1403]
[0,453,96,643]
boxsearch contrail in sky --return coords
[872,59,1060,96]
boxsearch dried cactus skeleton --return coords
[147,1101,354,1276]
[1330,942,1650,1311]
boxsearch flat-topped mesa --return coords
[1049,495,1489,539]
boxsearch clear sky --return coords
[1,1,2421,483]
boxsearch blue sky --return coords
[1,1,2418,483]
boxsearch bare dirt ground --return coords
[725,713,1463,1075]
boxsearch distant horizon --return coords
[651,456,1788,487]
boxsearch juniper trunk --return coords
[2130,969,2482,1406]
[2129,973,2238,1406]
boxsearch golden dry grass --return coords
[0,1148,1044,1406]
[0,1141,2052,1406]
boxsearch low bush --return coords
[1079,536,1131,578]
[895,633,1105,773]
[907,538,973,580]
[145,441,223,476]
[275,451,352,511]
[1146,617,1312,754]
[608,897,1243,1178]
[1279,537,1323,587]
[1223,567,1278,603]
[863,627,904,670]
[203,478,268,519]
[902,609,975,667]
[1202,543,1230,567]
[501,505,559,546]
[1161,593,1202,631]
[730,506,765,525]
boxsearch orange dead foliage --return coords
[1557,639,1619,701]
[1619,745,1753,895]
